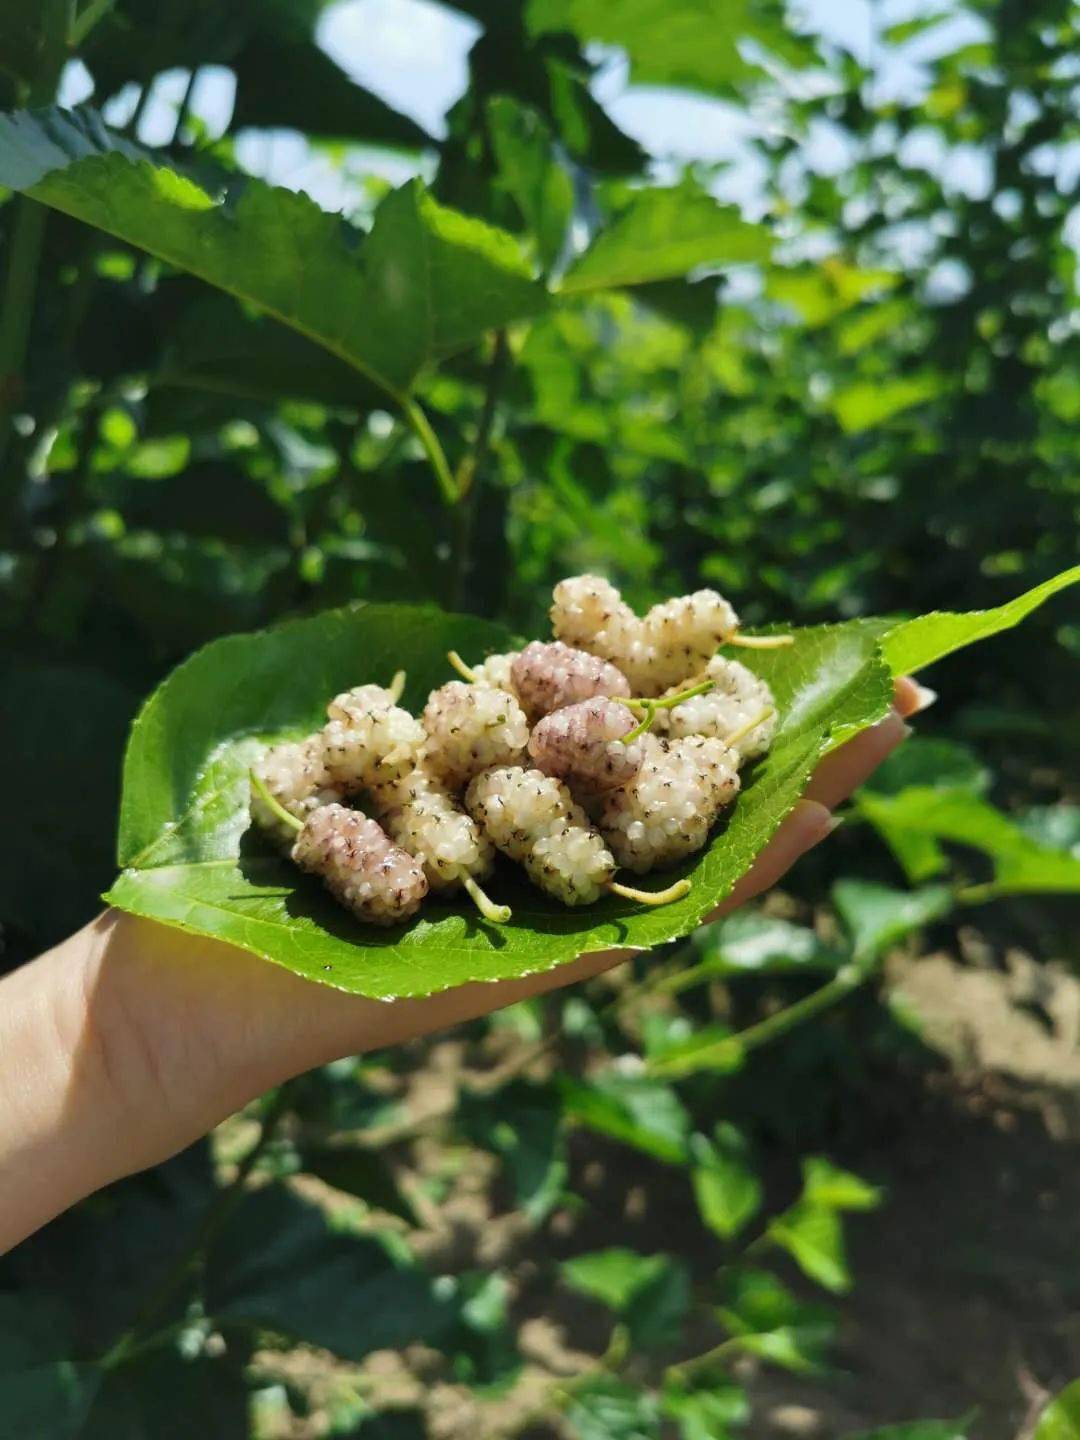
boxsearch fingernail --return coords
[799,798,837,844]
[879,710,913,742]
[825,814,845,834]
[911,683,938,714]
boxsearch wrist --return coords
[0,922,134,1249]
[0,912,272,1253]
[71,911,285,1165]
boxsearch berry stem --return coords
[621,678,715,716]
[387,670,406,703]
[463,874,512,925]
[250,770,303,835]
[730,633,794,649]
[723,705,775,751]
[608,877,692,907]
[619,700,656,745]
[447,649,479,683]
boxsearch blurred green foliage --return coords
[0,0,1077,1433]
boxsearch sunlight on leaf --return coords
[0,107,546,401]
[562,181,770,294]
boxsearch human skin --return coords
[0,679,926,1253]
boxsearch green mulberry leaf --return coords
[1034,1381,1080,1440]
[105,570,1078,999]
[562,180,771,294]
[0,106,546,403]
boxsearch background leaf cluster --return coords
[0,0,1078,1434]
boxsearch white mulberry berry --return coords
[639,590,740,693]
[524,827,616,906]
[368,767,495,893]
[422,682,529,791]
[551,575,652,690]
[250,737,339,846]
[512,640,631,716]
[527,697,644,793]
[447,649,522,696]
[322,683,425,792]
[465,766,616,905]
[550,574,629,649]
[595,734,740,873]
[292,802,428,926]
[656,656,777,760]
[473,652,521,692]
[550,575,743,696]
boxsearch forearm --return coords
[0,917,267,1250]
[0,931,123,1251]
[0,910,630,1252]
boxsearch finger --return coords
[803,708,911,810]
[894,675,937,719]
[893,675,921,718]
[707,799,835,922]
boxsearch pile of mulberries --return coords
[249,576,786,927]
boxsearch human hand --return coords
[1,678,925,1248]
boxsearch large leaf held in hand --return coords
[0,106,546,401]
[105,570,1078,999]
[876,564,1080,677]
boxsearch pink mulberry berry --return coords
[512,640,631,717]
[292,802,428,926]
[527,696,644,793]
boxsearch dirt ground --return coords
[752,1079,1080,1438]
[761,946,1080,1440]
[261,943,1080,1440]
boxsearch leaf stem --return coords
[121,79,153,138]
[456,329,508,502]
[736,966,862,1053]
[647,966,865,1078]
[463,874,512,925]
[609,877,692,907]
[654,958,717,998]
[450,328,510,611]
[250,770,303,835]
[0,200,48,497]
[70,0,116,45]
[170,65,200,148]
[954,881,1002,906]
[400,396,457,508]
[664,1335,743,1386]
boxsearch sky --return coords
[56,0,1076,245]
